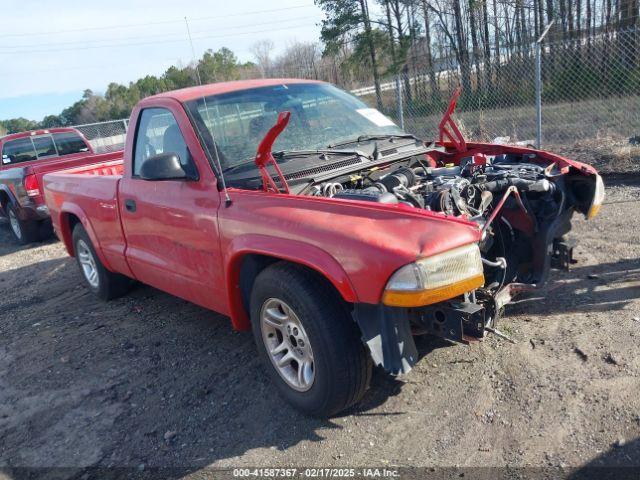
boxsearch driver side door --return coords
[119,105,226,313]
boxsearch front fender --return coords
[225,234,358,331]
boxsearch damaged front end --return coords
[354,300,486,375]
[351,169,603,375]
[351,188,592,375]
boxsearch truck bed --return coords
[31,151,123,193]
[43,159,128,273]
[48,158,124,177]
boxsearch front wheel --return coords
[72,224,132,300]
[250,263,372,417]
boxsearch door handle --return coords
[124,199,137,212]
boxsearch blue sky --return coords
[0,0,325,121]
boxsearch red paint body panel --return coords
[43,160,129,276]
[146,78,322,104]
[117,97,227,313]
[220,190,481,330]
[28,151,123,203]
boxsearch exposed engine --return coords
[312,153,553,217]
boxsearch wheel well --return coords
[238,254,348,322]
[62,213,82,255]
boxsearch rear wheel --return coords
[250,263,371,417]
[72,224,132,300]
[6,204,38,245]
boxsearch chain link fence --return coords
[73,119,128,154]
[536,28,639,170]
[350,27,640,173]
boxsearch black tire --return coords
[5,204,39,245]
[72,224,132,301]
[250,263,372,417]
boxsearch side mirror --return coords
[139,153,195,181]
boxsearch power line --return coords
[0,15,320,51]
[0,4,316,39]
[0,18,321,55]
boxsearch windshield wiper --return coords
[272,148,366,160]
[223,149,364,173]
[222,149,365,174]
[328,133,419,148]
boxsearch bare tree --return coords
[250,40,275,78]
[421,1,440,99]
[273,41,323,79]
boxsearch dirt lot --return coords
[0,178,639,479]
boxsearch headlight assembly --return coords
[382,243,485,307]
[586,174,605,220]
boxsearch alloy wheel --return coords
[76,239,99,288]
[260,298,315,392]
[8,209,22,240]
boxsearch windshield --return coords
[184,83,404,171]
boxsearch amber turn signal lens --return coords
[586,203,601,220]
[586,174,605,220]
[382,273,485,307]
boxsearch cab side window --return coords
[53,132,89,156]
[133,108,195,177]
[32,135,58,158]
[2,138,37,164]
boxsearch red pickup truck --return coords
[43,79,604,416]
[0,127,122,244]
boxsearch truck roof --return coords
[147,78,324,103]
[1,127,82,143]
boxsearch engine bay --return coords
[310,152,553,217]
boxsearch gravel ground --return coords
[0,179,638,479]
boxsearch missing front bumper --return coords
[353,301,486,375]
